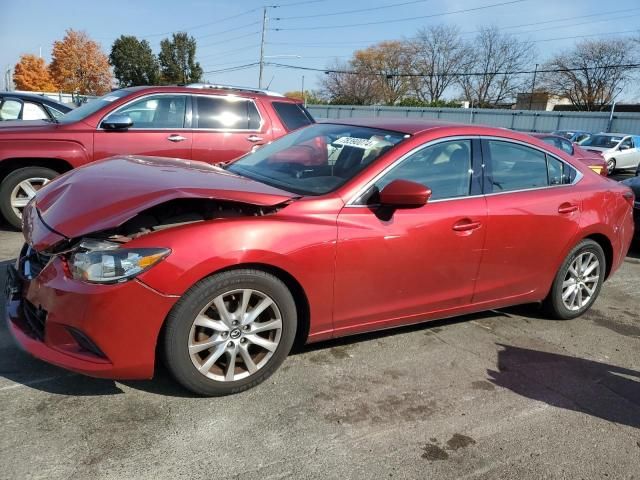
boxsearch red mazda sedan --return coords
[6,119,635,396]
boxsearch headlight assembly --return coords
[68,239,170,284]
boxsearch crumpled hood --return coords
[35,155,295,239]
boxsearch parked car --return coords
[0,84,314,228]
[0,92,71,121]
[621,175,640,241]
[6,119,634,396]
[578,133,640,173]
[551,130,592,143]
[531,133,608,176]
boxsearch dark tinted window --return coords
[272,102,314,131]
[373,140,472,201]
[547,156,575,185]
[487,141,548,192]
[621,137,633,149]
[196,96,258,130]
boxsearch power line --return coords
[204,62,260,74]
[272,0,527,31]
[274,0,429,20]
[264,61,640,78]
[196,21,262,41]
[198,31,261,50]
[198,44,261,61]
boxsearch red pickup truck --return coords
[0,84,314,228]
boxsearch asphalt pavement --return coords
[0,215,639,479]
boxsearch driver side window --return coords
[107,95,187,129]
[371,140,473,202]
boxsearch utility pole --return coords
[301,75,306,107]
[258,7,268,89]
[528,63,539,110]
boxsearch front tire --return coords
[163,269,297,396]
[606,157,616,174]
[543,239,605,319]
[0,167,58,229]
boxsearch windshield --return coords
[227,123,409,195]
[579,134,623,149]
[57,90,131,123]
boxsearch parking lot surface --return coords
[1,218,639,479]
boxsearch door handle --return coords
[246,135,264,143]
[452,219,482,232]
[167,134,187,142]
[558,203,579,214]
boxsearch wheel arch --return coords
[0,157,73,181]
[155,262,312,366]
[583,232,614,280]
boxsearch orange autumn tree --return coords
[13,54,58,91]
[49,29,112,95]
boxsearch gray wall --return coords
[307,105,640,135]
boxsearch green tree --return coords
[110,35,159,87]
[158,32,203,84]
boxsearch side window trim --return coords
[192,94,263,132]
[480,136,582,196]
[98,93,189,130]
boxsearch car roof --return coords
[116,85,300,102]
[320,117,473,135]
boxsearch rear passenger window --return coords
[487,141,548,192]
[0,99,22,120]
[487,140,576,192]
[22,102,49,120]
[196,96,259,130]
[272,102,314,131]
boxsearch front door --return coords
[333,138,487,334]
[94,94,192,161]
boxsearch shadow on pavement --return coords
[488,344,640,429]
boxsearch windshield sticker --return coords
[333,137,379,149]
[102,96,120,102]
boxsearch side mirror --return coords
[379,179,431,208]
[619,144,630,151]
[102,114,133,130]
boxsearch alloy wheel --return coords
[561,252,600,311]
[188,289,283,382]
[10,177,50,219]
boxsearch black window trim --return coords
[192,93,263,132]
[480,136,582,197]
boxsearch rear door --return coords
[191,95,272,164]
[473,138,583,303]
[93,94,192,160]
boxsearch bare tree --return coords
[541,38,637,111]
[408,25,470,103]
[320,60,379,105]
[458,26,535,107]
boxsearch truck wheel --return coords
[0,167,58,229]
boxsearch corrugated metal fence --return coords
[307,105,640,135]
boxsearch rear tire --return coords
[0,167,58,229]
[163,269,297,396]
[543,239,606,320]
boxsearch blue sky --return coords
[2,0,639,98]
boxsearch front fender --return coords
[0,139,90,167]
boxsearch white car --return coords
[578,133,640,172]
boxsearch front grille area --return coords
[22,299,47,340]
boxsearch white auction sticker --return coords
[333,137,378,149]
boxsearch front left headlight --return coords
[68,239,170,284]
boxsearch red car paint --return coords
[531,133,608,176]
[6,120,634,380]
